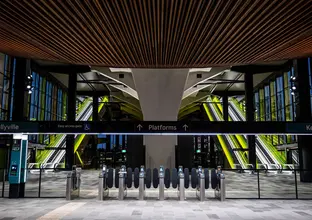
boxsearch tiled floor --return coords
[1,198,312,219]
[1,170,312,219]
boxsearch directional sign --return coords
[0,121,312,134]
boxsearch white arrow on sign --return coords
[183,124,188,131]
[137,124,143,131]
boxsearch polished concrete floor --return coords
[1,170,312,219]
[1,198,312,219]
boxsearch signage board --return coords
[0,121,311,134]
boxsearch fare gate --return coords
[97,165,226,201]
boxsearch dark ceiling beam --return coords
[212,91,245,97]
[37,65,91,74]
[231,63,290,74]
[76,91,110,96]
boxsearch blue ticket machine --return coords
[9,134,28,198]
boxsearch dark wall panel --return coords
[177,136,194,169]
[126,135,144,169]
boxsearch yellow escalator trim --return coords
[74,96,109,165]
[211,97,248,164]
[203,103,235,168]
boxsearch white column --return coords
[132,69,189,169]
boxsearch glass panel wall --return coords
[28,71,67,145]
[0,55,16,120]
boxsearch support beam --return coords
[12,58,29,121]
[245,73,256,168]
[212,91,245,97]
[132,69,188,169]
[231,63,289,74]
[66,73,77,169]
[222,95,228,121]
[92,95,99,121]
[36,65,90,74]
[11,57,29,198]
[76,91,110,96]
[209,136,216,168]
[293,58,312,182]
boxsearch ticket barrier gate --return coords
[211,166,226,201]
[139,166,145,200]
[195,166,205,201]
[66,167,81,200]
[178,166,185,201]
[158,166,165,200]
[98,165,109,200]
[97,165,222,201]
[118,165,127,200]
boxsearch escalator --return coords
[45,97,109,168]
[45,103,93,166]
[203,102,243,169]
[29,98,92,169]
[229,97,287,165]
[228,103,276,166]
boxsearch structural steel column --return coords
[209,136,216,168]
[12,58,29,121]
[293,58,312,182]
[65,73,77,169]
[92,95,99,121]
[222,95,228,121]
[11,57,29,198]
[245,73,256,168]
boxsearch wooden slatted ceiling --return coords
[0,0,312,68]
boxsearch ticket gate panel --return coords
[115,169,120,188]
[134,168,139,188]
[126,168,132,188]
[184,168,189,189]
[191,168,197,189]
[107,168,114,188]
[145,168,151,189]
[204,168,209,189]
[153,168,159,188]
[164,168,170,188]
[171,168,178,189]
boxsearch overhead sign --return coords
[135,122,187,133]
[0,121,311,134]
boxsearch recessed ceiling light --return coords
[189,68,212,73]
[109,68,132,73]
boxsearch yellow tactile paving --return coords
[36,202,85,220]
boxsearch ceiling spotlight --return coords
[27,76,31,79]
[27,85,31,89]
[291,91,295,96]
[189,68,212,73]
[28,90,32,94]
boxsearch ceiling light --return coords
[292,86,296,90]
[27,85,31,89]
[109,68,132,73]
[28,90,32,94]
[189,68,212,73]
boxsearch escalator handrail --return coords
[229,100,284,165]
[206,99,246,168]
[41,101,92,166]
